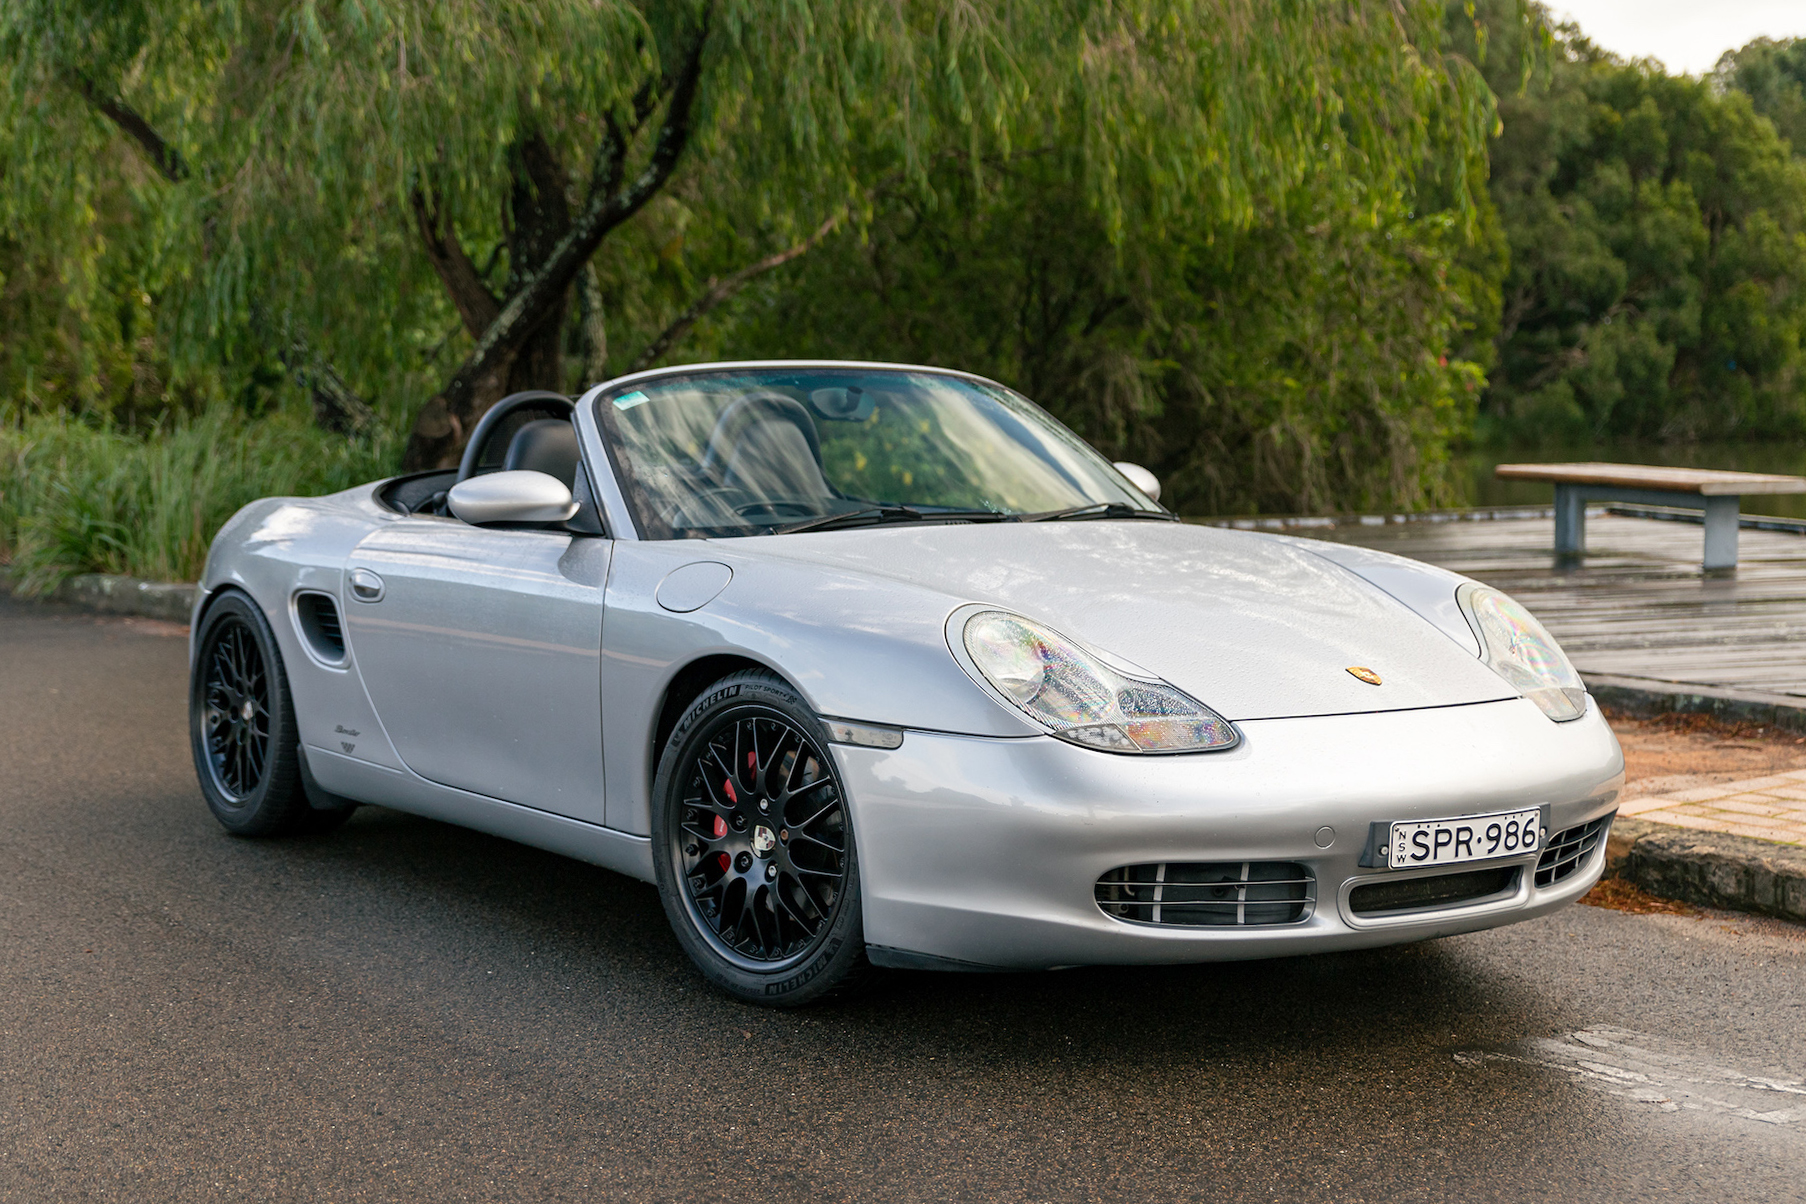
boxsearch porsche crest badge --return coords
[1346,666,1382,686]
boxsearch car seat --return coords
[503,419,581,491]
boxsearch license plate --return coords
[1389,808,1541,869]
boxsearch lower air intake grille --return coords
[1349,866,1518,916]
[1535,815,1613,888]
[1096,861,1313,927]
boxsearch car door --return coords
[342,517,611,824]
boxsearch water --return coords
[1452,440,1806,520]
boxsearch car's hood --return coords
[730,520,1514,721]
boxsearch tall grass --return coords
[0,406,402,590]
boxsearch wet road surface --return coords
[2,596,1802,1202]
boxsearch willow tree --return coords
[5,1,1500,473]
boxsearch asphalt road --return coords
[2,595,1803,1203]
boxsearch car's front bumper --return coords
[834,696,1623,969]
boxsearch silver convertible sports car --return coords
[190,361,1624,1005]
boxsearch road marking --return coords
[1457,1025,1805,1129]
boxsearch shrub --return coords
[0,405,399,589]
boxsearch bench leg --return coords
[1554,485,1586,557]
[1703,495,1740,570]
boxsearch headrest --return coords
[503,420,581,489]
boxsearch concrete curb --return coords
[1,573,199,624]
[1605,817,1806,923]
[1587,676,1806,735]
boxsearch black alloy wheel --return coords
[189,590,356,836]
[202,618,272,798]
[652,669,868,1005]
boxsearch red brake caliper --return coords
[712,813,730,872]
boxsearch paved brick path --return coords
[1620,771,1806,846]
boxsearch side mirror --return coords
[1112,461,1161,504]
[447,470,580,525]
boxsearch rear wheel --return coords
[651,669,868,1006]
[190,591,351,836]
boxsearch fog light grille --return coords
[1535,814,1613,888]
[1096,861,1313,927]
[1349,866,1518,916]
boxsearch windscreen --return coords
[594,368,1156,539]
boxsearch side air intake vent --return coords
[1096,861,1313,926]
[295,592,346,664]
[1536,815,1613,888]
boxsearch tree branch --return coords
[627,210,844,374]
[410,188,502,339]
[68,71,189,183]
[579,262,609,386]
[278,338,377,436]
[404,9,714,468]
[586,67,670,225]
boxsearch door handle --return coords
[348,568,385,602]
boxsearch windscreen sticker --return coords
[613,390,650,411]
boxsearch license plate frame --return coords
[1384,807,1543,870]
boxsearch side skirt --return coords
[305,745,655,883]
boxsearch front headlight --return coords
[959,610,1238,753]
[1458,584,1587,722]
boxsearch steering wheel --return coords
[456,390,575,485]
[734,499,823,520]
[696,393,827,485]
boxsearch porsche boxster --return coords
[189,361,1624,1005]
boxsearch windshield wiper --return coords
[1022,502,1179,523]
[776,506,1013,535]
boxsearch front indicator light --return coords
[1458,583,1588,722]
[960,611,1238,752]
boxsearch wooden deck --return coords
[1311,511,1806,704]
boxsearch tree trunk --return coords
[403,132,572,469]
[399,14,712,472]
[578,262,610,389]
[502,131,572,395]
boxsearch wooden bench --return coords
[1493,462,1806,570]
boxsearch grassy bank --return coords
[0,407,401,591]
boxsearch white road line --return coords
[1456,1025,1805,1128]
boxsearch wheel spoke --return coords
[745,885,773,955]
[679,817,724,844]
[782,744,813,795]
[764,728,800,799]
[698,766,736,811]
[790,870,830,919]
[748,721,770,789]
[781,776,836,813]
[731,723,752,795]
[788,828,841,852]
[788,796,839,832]
[773,877,819,934]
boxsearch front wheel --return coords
[651,670,869,1006]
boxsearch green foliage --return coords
[716,2,1505,515]
[3,1,1500,410]
[0,404,402,590]
[1716,37,1806,155]
[30,0,1806,562]
[1475,7,1806,440]
[726,157,1492,515]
